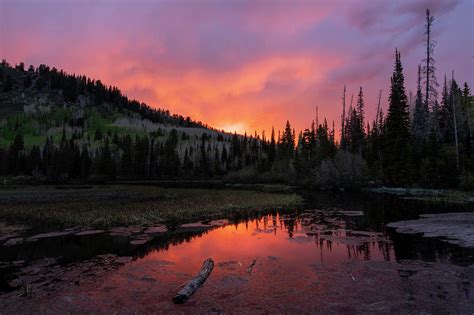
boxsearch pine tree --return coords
[63,76,78,102]
[281,120,294,159]
[28,145,42,176]
[94,128,103,141]
[439,75,450,142]
[80,145,91,179]
[347,87,365,154]
[340,85,347,149]
[24,75,32,88]
[356,87,365,130]
[268,127,276,163]
[412,65,430,146]
[3,75,13,92]
[8,134,25,175]
[164,129,180,177]
[221,145,228,168]
[183,147,193,177]
[462,83,472,156]
[448,74,462,170]
[120,135,133,177]
[383,49,411,185]
[199,138,210,177]
[99,138,115,178]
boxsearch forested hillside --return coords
[0,59,253,182]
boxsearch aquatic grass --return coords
[366,187,474,204]
[0,186,303,228]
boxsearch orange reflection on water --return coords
[143,213,393,274]
[46,212,399,313]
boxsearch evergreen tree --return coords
[120,135,134,177]
[164,129,180,177]
[3,75,13,92]
[347,87,365,154]
[80,145,91,179]
[383,49,411,185]
[447,76,463,170]
[340,85,347,149]
[221,145,228,168]
[268,127,276,163]
[23,75,32,88]
[412,65,430,146]
[439,75,450,142]
[94,128,103,141]
[8,134,25,175]
[280,121,294,159]
[183,147,193,177]
[42,136,54,178]
[99,138,116,178]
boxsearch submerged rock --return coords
[108,227,132,237]
[130,237,150,245]
[3,237,26,246]
[208,219,229,227]
[143,225,168,234]
[75,229,105,236]
[31,231,74,239]
[387,212,474,248]
[348,230,384,237]
[337,211,364,216]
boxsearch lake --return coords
[1,191,473,313]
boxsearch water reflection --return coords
[141,212,394,277]
[140,207,474,271]
[1,193,473,296]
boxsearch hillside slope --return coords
[0,60,271,183]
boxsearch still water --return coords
[1,192,473,313]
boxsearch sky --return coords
[1,0,473,136]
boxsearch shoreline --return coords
[364,186,474,204]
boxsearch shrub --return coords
[459,175,474,191]
[313,151,367,189]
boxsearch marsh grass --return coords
[366,187,474,204]
[0,186,303,228]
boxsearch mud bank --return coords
[387,212,474,248]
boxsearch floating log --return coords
[247,259,257,275]
[173,258,214,304]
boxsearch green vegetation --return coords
[366,187,474,204]
[0,106,149,149]
[0,186,303,227]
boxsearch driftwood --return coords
[247,259,257,275]
[173,258,214,304]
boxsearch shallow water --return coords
[1,192,474,313]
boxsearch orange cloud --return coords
[108,54,342,135]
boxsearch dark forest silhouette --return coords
[0,9,472,189]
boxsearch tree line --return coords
[0,9,472,188]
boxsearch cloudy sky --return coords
[1,0,473,135]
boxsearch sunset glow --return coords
[1,0,472,135]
